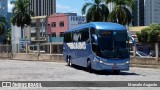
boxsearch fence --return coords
[0,44,12,58]
[16,42,63,54]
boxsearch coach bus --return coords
[63,22,130,73]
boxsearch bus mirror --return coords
[91,34,98,45]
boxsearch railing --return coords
[15,42,63,54]
[0,44,12,58]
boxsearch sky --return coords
[8,0,92,15]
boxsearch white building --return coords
[144,0,160,26]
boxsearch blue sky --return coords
[56,0,91,15]
[8,0,92,15]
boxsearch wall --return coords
[12,53,64,62]
[11,25,21,53]
[48,13,69,36]
[68,16,86,30]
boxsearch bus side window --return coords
[64,32,73,43]
[80,28,89,42]
[90,27,96,43]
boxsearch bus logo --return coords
[67,42,86,49]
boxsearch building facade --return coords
[30,16,47,43]
[133,0,160,26]
[29,0,56,16]
[47,13,86,42]
[144,0,160,26]
[132,0,144,26]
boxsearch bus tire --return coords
[87,60,92,73]
[67,57,72,67]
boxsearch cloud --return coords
[57,3,81,15]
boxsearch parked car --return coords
[130,51,150,58]
[149,51,160,57]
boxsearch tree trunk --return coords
[155,43,159,61]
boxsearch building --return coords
[11,16,47,52]
[144,0,160,26]
[132,0,144,26]
[133,0,160,26]
[30,16,47,43]
[7,12,13,29]
[47,13,86,42]
[0,0,8,43]
[0,0,8,16]
[29,0,56,16]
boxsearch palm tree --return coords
[7,28,11,44]
[82,0,109,22]
[11,0,34,38]
[106,0,135,25]
[0,16,7,35]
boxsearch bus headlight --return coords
[99,60,103,63]
[126,61,129,64]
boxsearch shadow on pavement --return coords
[68,65,140,76]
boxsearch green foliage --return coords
[136,31,142,42]
[0,16,7,35]
[149,24,160,31]
[106,0,135,25]
[11,0,34,28]
[82,0,135,25]
[137,24,160,43]
[82,0,109,22]
[140,28,150,43]
[0,22,5,35]
[148,30,159,42]
[7,28,11,44]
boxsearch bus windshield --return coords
[97,30,129,59]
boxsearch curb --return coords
[131,64,160,69]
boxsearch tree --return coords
[0,16,7,35]
[82,0,109,22]
[136,27,150,43]
[7,28,11,44]
[11,0,34,38]
[148,24,160,42]
[136,24,160,43]
[106,0,135,25]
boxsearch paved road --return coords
[0,59,160,90]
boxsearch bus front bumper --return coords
[93,59,130,71]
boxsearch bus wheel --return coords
[67,57,72,67]
[87,60,92,73]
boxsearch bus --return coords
[63,22,130,73]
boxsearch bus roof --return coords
[68,22,127,32]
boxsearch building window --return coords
[52,32,56,37]
[31,33,36,37]
[60,32,64,37]
[59,21,64,27]
[52,22,56,27]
